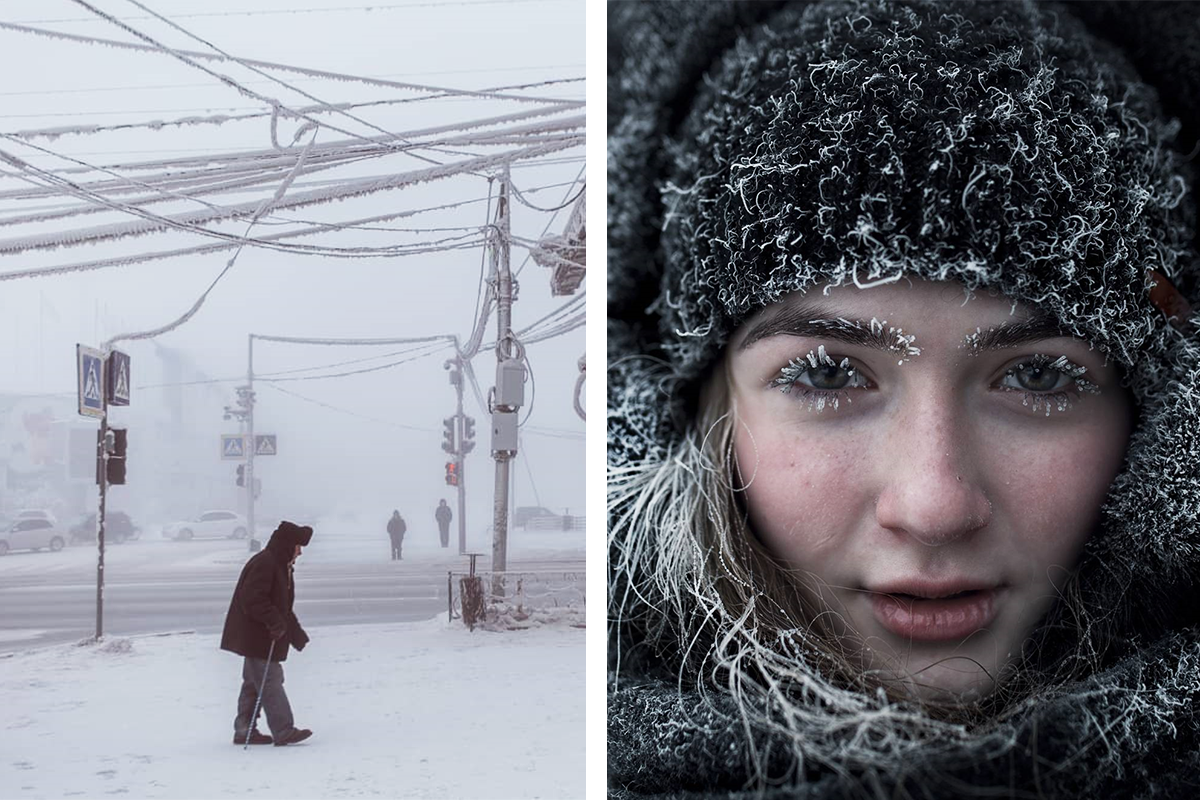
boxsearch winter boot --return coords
[235,730,273,745]
[273,728,313,746]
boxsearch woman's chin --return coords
[859,638,1010,704]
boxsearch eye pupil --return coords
[1017,364,1060,392]
[809,364,851,390]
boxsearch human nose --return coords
[873,399,992,547]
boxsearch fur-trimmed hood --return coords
[608,1,1200,797]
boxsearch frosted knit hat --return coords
[608,0,1200,653]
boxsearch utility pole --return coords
[444,356,473,554]
[490,168,523,593]
[95,411,108,640]
[246,335,257,549]
[78,344,130,641]
[225,353,255,551]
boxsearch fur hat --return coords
[271,520,313,548]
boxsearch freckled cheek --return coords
[992,423,1128,577]
[733,418,866,563]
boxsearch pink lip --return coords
[867,583,1001,642]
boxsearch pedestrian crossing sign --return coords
[107,349,131,406]
[255,435,277,456]
[221,435,247,460]
[76,344,105,418]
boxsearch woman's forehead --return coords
[735,280,1055,350]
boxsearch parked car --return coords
[16,509,57,526]
[0,518,67,555]
[162,510,249,541]
[70,512,140,545]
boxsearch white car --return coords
[0,518,67,555]
[16,509,57,526]
[162,510,249,541]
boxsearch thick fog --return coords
[0,0,585,545]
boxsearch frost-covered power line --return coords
[0,21,583,106]
[0,137,580,272]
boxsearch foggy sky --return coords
[0,0,586,534]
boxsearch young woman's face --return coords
[727,278,1133,699]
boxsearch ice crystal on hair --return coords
[869,318,921,364]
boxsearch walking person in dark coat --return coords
[386,510,405,560]
[220,520,314,747]
[435,499,452,549]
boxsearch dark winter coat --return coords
[435,504,452,529]
[387,515,406,539]
[609,1,1200,798]
[220,521,312,663]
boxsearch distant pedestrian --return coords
[435,499,452,548]
[387,510,406,560]
[220,520,314,747]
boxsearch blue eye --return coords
[994,355,1101,416]
[999,362,1072,393]
[771,350,871,402]
[792,362,867,391]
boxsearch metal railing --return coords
[448,566,585,631]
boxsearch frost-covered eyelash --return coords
[769,346,859,413]
[769,346,857,390]
[998,354,1102,416]
[1011,354,1101,393]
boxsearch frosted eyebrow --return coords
[738,303,1064,352]
[737,304,901,351]
[964,315,1068,351]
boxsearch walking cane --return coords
[244,638,277,750]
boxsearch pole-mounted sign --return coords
[76,345,105,418]
[254,435,277,456]
[107,349,131,406]
[221,435,247,460]
[75,342,133,643]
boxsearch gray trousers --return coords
[234,656,296,739]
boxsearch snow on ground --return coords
[0,618,583,799]
[0,523,584,578]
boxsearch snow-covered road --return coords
[0,618,584,799]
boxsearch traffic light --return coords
[108,428,127,485]
[236,464,245,487]
[97,428,127,485]
[461,415,476,455]
[441,417,456,454]
[445,461,459,486]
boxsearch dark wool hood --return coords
[608,1,1200,797]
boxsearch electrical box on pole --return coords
[491,411,519,453]
[495,359,526,408]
